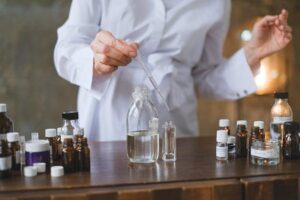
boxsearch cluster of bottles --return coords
[0,103,90,179]
[126,85,176,163]
[216,92,297,166]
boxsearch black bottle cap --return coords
[62,111,78,120]
[284,121,299,134]
[274,92,288,99]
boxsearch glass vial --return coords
[270,92,293,147]
[19,136,26,174]
[283,121,300,160]
[219,119,230,135]
[0,139,12,179]
[216,130,228,161]
[251,139,280,166]
[249,121,265,155]
[162,121,176,162]
[61,135,76,173]
[7,132,20,171]
[82,137,90,171]
[45,129,59,165]
[126,85,159,163]
[0,104,13,138]
[235,120,248,158]
[62,111,80,136]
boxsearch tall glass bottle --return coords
[126,85,159,163]
[0,104,13,139]
[270,92,293,147]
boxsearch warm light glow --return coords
[240,29,252,41]
[255,64,268,88]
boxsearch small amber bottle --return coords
[7,132,20,171]
[0,139,12,179]
[81,137,90,172]
[235,120,248,158]
[0,104,13,138]
[45,129,60,165]
[61,136,76,173]
[249,121,265,156]
[75,136,84,171]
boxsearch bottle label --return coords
[216,146,228,158]
[0,156,12,170]
[273,116,293,124]
[251,148,279,159]
[15,150,20,164]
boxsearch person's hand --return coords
[244,9,292,74]
[91,31,139,75]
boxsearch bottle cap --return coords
[33,162,46,173]
[0,104,7,112]
[254,121,264,129]
[219,119,230,127]
[227,136,236,144]
[216,130,228,143]
[24,166,38,177]
[45,129,57,138]
[62,111,78,120]
[149,118,159,130]
[51,166,64,177]
[57,127,63,136]
[237,120,247,126]
[6,132,19,142]
[25,140,50,152]
[274,92,288,99]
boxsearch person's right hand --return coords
[91,31,139,75]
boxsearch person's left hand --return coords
[245,9,292,73]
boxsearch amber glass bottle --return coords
[7,132,20,171]
[235,120,248,158]
[0,104,13,138]
[283,121,300,160]
[249,121,265,156]
[45,129,60,165]
[61,136,75,173]
[82,137,90,172]
[0,139,12,178]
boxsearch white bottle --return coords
[270,92,293,147]
[216,130,228,161]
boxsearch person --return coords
[54,0,292,141]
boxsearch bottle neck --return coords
[275,98,288,104]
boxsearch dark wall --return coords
[0,0,299,138]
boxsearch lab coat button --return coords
[244,90,248,94]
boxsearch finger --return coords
[130,42,139,50]
[114,39,137,57]
[96,31,116,46]
[257,15,277,28]
[284,25,292,33]
[281,9,288,21]
[95,53,129,67]
[92,42,132,65]
[94,62,118,75]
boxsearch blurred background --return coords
[0,0,299,138]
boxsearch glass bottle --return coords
[283,121,300,160]
[75,135,84,171]
[162,120,176,162]
[235,120,248,158]
[81,137,90,172]
[0,139,12,179]
[270,92,293,147]
[249,121,265,155]
[19,136,26,174]
[219,119,230,135]
[45,129,59,165]
[126,85,159,163]
[61,136,76,173]
[251,139,280,166]
[216,130,228,161]
[7,132,20,171]
[0,104,13,139]
[61,111,80,136]
[227,136,236,159]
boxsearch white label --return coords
[216,146,228,158]
[15,150,20,164]
[251,148,279,159]
[0,156,12,170]
[273,116,293,124]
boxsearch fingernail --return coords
[129,51,137,57]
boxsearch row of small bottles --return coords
[216,92,296,166]
[0,104,90,178]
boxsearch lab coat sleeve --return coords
[54,0,111,100]
[192,1,257,100]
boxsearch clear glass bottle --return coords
[162,121,176,162]
[270,92,293,147]
[19,136,26,174]
[7,132,20,171]
[216,130,228,161]
[235,120,248,158]
[219,119,230,135]
[61,111,80,136]
[126,85,159,163]
[0,104,13,139]
[251,139,280,166]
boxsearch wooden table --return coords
[0,137,300,200]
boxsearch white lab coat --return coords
[54,0,257,141]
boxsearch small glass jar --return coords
[250,139,280,166]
